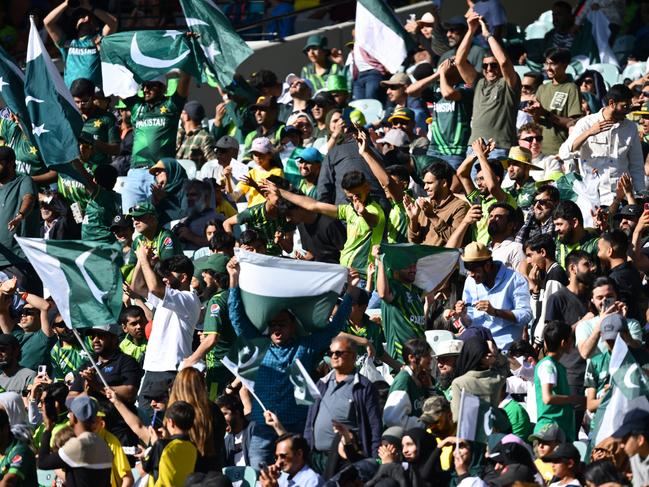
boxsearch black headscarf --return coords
[454,336,489,378]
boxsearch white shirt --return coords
[531,154,564,181]
[143,287,201,372]
[491,237,525,271]
[278,465,323,487]
[559,109,645,205]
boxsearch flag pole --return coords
[222,361,267,412]
[71,328,111,390]
[456,388,466,451]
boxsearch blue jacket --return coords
[304,370,382,457]
[223,421,254,467]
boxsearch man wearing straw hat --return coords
[500,146,542,211]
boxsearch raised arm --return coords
[175,71,191,99]
[261,179,337,218]
[478,17,518,90]
[455,15,480,86]
[372,246,393,303]
[406,71,441,98]
[135,245,165,299]
[455,153,478,196]
[226,258,261,339]
[357,130,404,203]
[471,138,508,202]
[438,59,462,101]
[105,388,151,444]
[43,0,68,46]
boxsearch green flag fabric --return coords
[379,244,459,294]
[288,359,322,406]
[0,45,32,138]
[179,0,253,87]
[222,336,270,394]
[456,389,495,444]
[24,17,82,167]
[609,335,649,400]
[235,249,348,334]
[100,30,200,97]
[15,237,124,329]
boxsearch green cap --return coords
[325,74,349,93]
[115,99,127,109]
[127,202,157,218]
[193,253,229,275]
[303,34,328,54]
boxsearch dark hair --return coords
[94,164,118,190]
[402,338,431,363]
[600,230,628,257]
[351,288,370,307]
[543,320,571,352]
[508,340,536,359]
[423,161,454,186]
[583,460,624,486]
[553,1,573,13]
[0,409,9,430]
[165,400,195,431]
[604,84,633,104]
[565,249,593,270]
[46,382,70,408]
[119,305,146,326]
[203,220,222,236]
[248,70,278,90]
[69,78,95,98]
[159,255,194,278]
[0,146,16,163]
[386,165,410,184]
[521,72,544,88]
[276,433,310,463]
[488,202,516,222]
[215,394,244,415]
[592,276,617,295]
[474,159,505,181]
[553,200,583,226]
[535,184,560,202]
[341,170,367,190]
[209,232,235,252]
[544,47,571,65]
[238,229,263,247]
[523,233,556,257]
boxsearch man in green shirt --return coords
[119,306,148,366]
[553,200,600,268]
[49,317,87,382]
[202,285,235,401]
[0,409,37,487]
[524,48,583,155]
[295,147,322,199]
[127,203,182,266]
[121,73,190,211]
[500,146,542,211]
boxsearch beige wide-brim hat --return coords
[499,146,543,171]
[416,12,436,26]
[462,242,492,262]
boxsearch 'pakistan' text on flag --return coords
[25,17,82,167]
[15,237,124,329]
[289,359,322,406]
[354,0,417,74]
[100,30,201,98]
[457,389,495,444]
[179,0,253,87]
[235,249,348,334]
[380,244,460,293]
[0,45,33,139]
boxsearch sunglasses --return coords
[328,350,353,357]
[391,120,408,126]
[520,135,543,143]
[581,78,594,85]
[534,198,552,207]
[483,62,499,70]
[20,308,39,317]
[521,84,536,92]
[312,102,327,108]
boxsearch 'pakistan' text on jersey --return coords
[427,84,473,156]
[381,279,425,362]
[60,34,102,88]
[0,119,46,177]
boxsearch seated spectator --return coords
[176,101,216,164]
[611,409,649,487]
[517,72,543,129]
[300,34,342,93]
[0,334,35,395]
[577,70,607,115]
[118,306,148,366]
[0,407,37,486]
[244,97,285,151]
[516,184,560,244]
[217,394,254,467]
[148,158,189,226]
[486,203,525,270]
[553,200,599,268]
[198,135,240,184]
[542,443,584,487]
[516,123,563,182]
[259,433,323,487]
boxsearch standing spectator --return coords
[524,48,582,156]
[516,185,560,244]
[438,16,486,70]
[543,1,577,52]
[176,101,217,165]
[517,72,544,129]
[487,203,525,270]
[553,201,599,268]
[301,35,342,93]
[516,123,564,182]
[217,394,253,467]
[559,84,645,205]
[43,0,117,88]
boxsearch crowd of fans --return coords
[1,0,649,486]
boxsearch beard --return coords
[575,270,594,287]
[437,371,454,390]
[487,222,501,237]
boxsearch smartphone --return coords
[150,410,162,428]
[37,365,47,377]
[259,461,269,474]
[472,196,481,206]
[122,446,136,455]
[644,202,649,212]
[602,297,615,311]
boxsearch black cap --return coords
[619,204,642,218]
[0,334,20,349]
[183,101,205,122]
[140,375,174,401]
[542,442,581,462]
[311,92,335,107]
[491,464,536,486]
[110,215,131,231]
[611,409,649,439]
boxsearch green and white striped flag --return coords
[354,0,417,74]
[179,0,253,87]
[15,238,123,329]
[0,45,32,138]
[380,244,459,293]
[288,359,322,406]
[235,249,348,334]
[222,336,270,410]
[24,17,82,167]
[100,30,201,98]
[457,389,494,444]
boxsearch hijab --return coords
[576,70,606,113]
[156,158,188,225]
[454,336,489,378]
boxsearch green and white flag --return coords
[100,30,200,98]
[457,389,494,444]
[24,17,82,167]
[354,0,417,74]
[179,0,253,87]
[0,45,32,138]
[610,335,649,399]
[380,244,459,294]
[222,336,270,410]
[15,238,123,329]
[235,249,348,334]
[289,359,322,406]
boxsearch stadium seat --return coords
[565,64,579,79]
[569,59,585,76]
[513,65,529,80]
[620,62,647,83]
[588,63,620,87]
[38,469,55,487]
[573,441,588,462]
[176,159,197,179]
[524,22,551,40]
[425,330,454,354]
[222,466,258,487]
[349,99,384,125]
[537,10,554,27]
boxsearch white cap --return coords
[376,128,410,147]
[434,339,464,357]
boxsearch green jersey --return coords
[388,367,427,417]
[467,188,517,245]
[60,34,102,88]
[508,180,536,210]
[534,356,575,441]
[119,335,147,365]
[236,203,294,256]
[427,83,473,156]
[0,438,37,487]
[203,290,236,365]
[127,92,186,169]
[556,232,599,269]
[345,316,385,359]
[81,109,119,167]
[12,328,56,372]
[129,229,182,265]
[58,174,91,211]
[0,119,46,177]
[50,342,88,381]
[387,199,409,244]
[81,187,120,243]
[381,279,425,362]
[337,200,386,276]
[297,179,318,199]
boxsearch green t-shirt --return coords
[12,328,56,373]
[58,174,91,211]
[337,200,386,276]
[0,119,46,177]
[508,180,537,210]
[60,34,102,88]
[0,174,40,267]
[50,342,88,381]
[427,83,473,156]
[534,355,575,441]
[387,199,409,244]
[297,179,318,199]
[501,397,532,440]
[204,289,236,366]
[345,316,385,359]
[388,368,427,417]
[470,76,521,149]
[81,109,119,167]
[127,92,186,169]
[0,438,37,487]
[556,233,599,269]
[129,229,183,265]
[381,278,425,362]
[119,335,147,365]
[236,203,294,256]
[467,188,518,245]
[81,187,120,243]
[535,80,582,155]
[584,350,610,399]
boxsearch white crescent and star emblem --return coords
[130,33,190,69]
[75,249,107,303]
[0,77,8,92]
[32,123,49,136]
[238,346,260,370]
[162,30,182,40]
[624,364,640,390]
[25,95,44,104]
[186,18,209,26]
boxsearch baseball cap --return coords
[250,96,278,111]
[542,442,581,462]
[529,422,566,443]
[311,92,335,107]
[193,253,229,275]
[600,314,627,341]
[183,101,205,122]
[387,107,415,123]
[285,73,314,93]
[611,409,649,439]
[434,339,464,357]
[88,324,120,335]
[420,395,450,424]
[619,204,642,218]
[443,15,468,29]
[376,128,410,147]
[127,202,157,218]
[110,214,131,231]
[215,135,239,151]
[141,376,174,401]
[69,396,99,422]
[491,464,535,486]
[303,34,328,53]
[250,137,273,154]
[380,73,410,88]
[295,147,323,164]
[0,334,20,349]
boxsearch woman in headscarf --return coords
[148,157,188,225]
[449,336,508,421]
[366,427,409,487]
[576,70,607,114]
[401,428,450,487]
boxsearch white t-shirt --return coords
[143,287,201,372]
[537,358,558,386]
[234,432,245,467]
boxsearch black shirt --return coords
[298,214,346,264]
[608,261,645,321]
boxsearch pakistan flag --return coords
[0,45,31,139]
[289,359,322,406]
[222,336,270,394]
[15,238,123,329]
[100,30,201,97]
[457,389,496,444]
